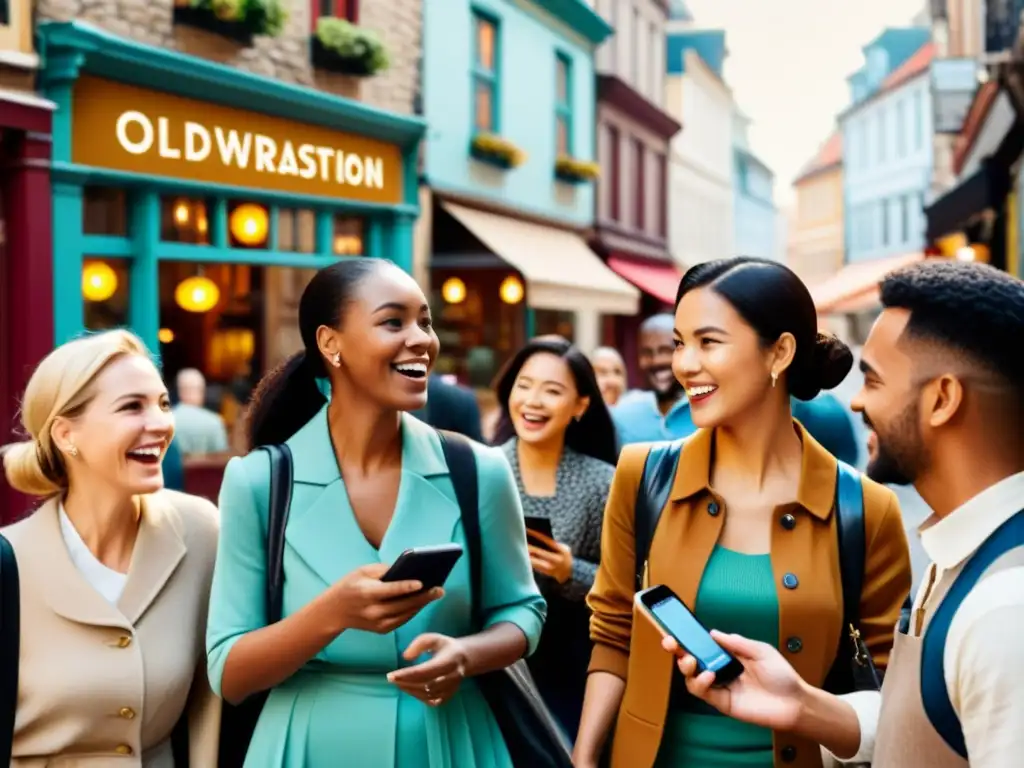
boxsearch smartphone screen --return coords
[640,585,744,685]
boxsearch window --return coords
[608,125,621,222]
[310,0,359,32]
[633,139,645,231]
[83,187,129,236]
[656,153,667,238]
[0,0,8,26]
[895,99,906,157]
[472,12,499,133]
[555,53,573,156]
[900,195,909,243]
[881,199,890,246]
[877,108,887,163]
[914,91,924,151]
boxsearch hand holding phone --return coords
[524,516,557,552]
[381,544,464,593]
[325,563,443,636]
[635,585,744,686]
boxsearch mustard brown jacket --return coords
[587,423,912,768]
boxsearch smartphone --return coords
[523,516,557,551]
[381,544,463,593]
[635,584,744,686]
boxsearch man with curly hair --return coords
[665,260,1024,768]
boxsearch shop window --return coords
[332,215,364,255]
[0,0,8,26]
[160,196,212,245]
[534,309,575,341]
[277,208,317,253]
[83,258,130,331]
[472,12,499,133]
[83,187,129,237]
[227,200,271,250]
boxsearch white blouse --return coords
[58,503,128,605]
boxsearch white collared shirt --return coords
[832,471,1024,766]
[58,503,128,605]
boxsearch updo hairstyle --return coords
[675,257,853,401]
[1,329,151,498]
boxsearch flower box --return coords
[470,133,526,170]
[173,5,253,46]
[313,19,389,77]
[555,155,600,184]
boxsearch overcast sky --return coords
[684,0,929,205]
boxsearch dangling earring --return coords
[770,371,778,388]
[68,445,79,458]
[574,414,582,422]
[332,353,341,368]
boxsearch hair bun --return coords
[812,332,854,391]
[1,439,65,498]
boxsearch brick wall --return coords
[36,0,423,115]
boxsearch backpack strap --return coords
[260,444,294,624]
[922,510,1024,758]
[633,440,684,592]
[436,431,482,628]
[0,534,20,766]
[834,461,865,641]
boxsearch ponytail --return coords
[247,351,328,448]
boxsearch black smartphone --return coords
[381,544,464,593]
[523,516,557,551]
[636,584,744,686]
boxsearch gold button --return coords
[118,707,135,720]
[115,744,133,755]
[116,635,132,648]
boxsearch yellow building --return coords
[787,131,844,286]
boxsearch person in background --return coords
[590,346,628,407]
[411,373,485,442]
[162,437,186,491]
[612,314,696,445]
[207,259,545,767]
[792,392,859,466]
[0,330,220,765]
[173,368,229,455]
[576,258,911,768]
[493,337,618,738]
[668,260,1024,768]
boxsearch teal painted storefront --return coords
[37,21,426,353]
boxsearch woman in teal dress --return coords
[206,259,546,768]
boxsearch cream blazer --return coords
[4,490,221,766]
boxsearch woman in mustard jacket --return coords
[574,258,912,768]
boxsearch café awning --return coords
[441,201,640,315]
[606,254,684,305]
[812,252,924,315]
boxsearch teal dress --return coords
[655,546,778,767]
[206,407,547,768]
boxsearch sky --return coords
[684,0,929,206]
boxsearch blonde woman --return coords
[0,330,220,766]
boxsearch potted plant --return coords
[312,18,389,76]
[470,133,527,170]
[554,155,600,184]
[173,0,288,45]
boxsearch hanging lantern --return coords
[499,275,524,305]
[175,276,220,313]
[82,261,118,302]
[441,277,467,304]
[229,203,269,247]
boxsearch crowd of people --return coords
[0,255,1021,768]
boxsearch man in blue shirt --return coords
[612,314,696,445]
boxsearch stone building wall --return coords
[35,0,423,115]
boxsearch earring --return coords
[68,445,79,458]
[770,371,778,388]
[332,353,341,368]
[574,414,583,422]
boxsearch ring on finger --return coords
[424,682,433,696]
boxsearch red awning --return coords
[607,255,684,305]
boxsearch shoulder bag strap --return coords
[634,440,684,592]
[260,444,294,624]
[922,510,1024,758]
[834,461,866,638]
[436,431,482,629]
[0,534,19,766]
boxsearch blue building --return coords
[732,110,779,260]
[420,0,638,385]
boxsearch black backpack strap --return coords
[436,431,481,628]
[0,534,19,766]
[834,461,865,638]
[633,440,684,592]
[922,510,1024,758]
[260,444,294,624]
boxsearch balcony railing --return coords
[986,0,1024,54]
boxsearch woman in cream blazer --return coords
[0,330,220,766]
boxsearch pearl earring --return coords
[68,445,79,458]
[332,353,341,368]
[770,371,778,388]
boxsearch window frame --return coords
[471,9,501,135]
[310,0,359,34]
[554,51,573,157]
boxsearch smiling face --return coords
[52,355,174,496]
[638,325,680,400]
[591,348,627,406]
[673,286,790,428]
[851,308,927,486]
[507,351,590,448]
[320,264,439,412]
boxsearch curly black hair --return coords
[879,260,1024,390]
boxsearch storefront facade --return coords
[39,21,425,381]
